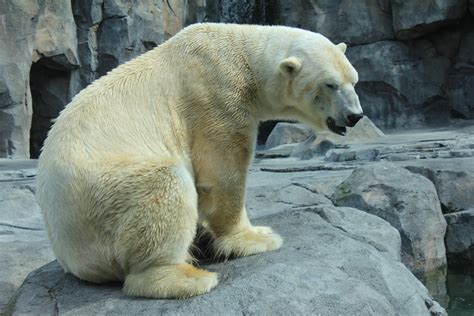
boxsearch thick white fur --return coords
[37,23,360,299]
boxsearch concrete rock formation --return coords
[445,209,474,266]
[0,0,187,158]
[265,123,313,149]
[391,0,468,39]
[333,162,447,275]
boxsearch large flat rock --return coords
[5,205,445,315]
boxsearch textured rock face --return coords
[5,207,445,315]
[447,19,474,119]
[347,41,451,129]
[405,165,474,213]
[273,1,474,129]
[0,1,37,158]
[444,209,474,265]
[0,170,54,311]
[333,162,447,275]
[265,123,312,149]
[392,0,468,40]
[0,0,186,158]
[273,0,393,45]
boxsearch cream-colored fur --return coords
[37,23,360,299]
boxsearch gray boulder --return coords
[444,209,474,265]
[332,162,447,275]
[342,116,385,140]
[5,206,445,315]
[290,116,384,160]
[405,165,474,213]
[325,148,379,162]
[265,123,313,149]
[273,0,393,45]
[392,0,468,39]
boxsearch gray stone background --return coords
[1,0,473,158]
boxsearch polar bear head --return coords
[269,33,363,136]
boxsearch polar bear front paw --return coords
[214,226,283,258]
[124,263,218,299]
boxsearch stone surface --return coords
[447,18,474,119]
[444,209,474,265]
[392,0,468,40]
[273,0,393,45]
[34,1,79,70]
[325,148,379,162]
[246,182,333,218]
[5,206,445,315]
[0,174,54,311]
[347,41,451,129]
[0,0,37,158]
[405,163,474,213]
[332,162,447,275]
[265,123,313,149]
[341,116,385,140]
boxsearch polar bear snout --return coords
[326,110,363,136]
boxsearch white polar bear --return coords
[37,23,363,299]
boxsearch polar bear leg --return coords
[105,161,218,298]
[198,156,282,259]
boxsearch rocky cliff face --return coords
[0,0,473,158]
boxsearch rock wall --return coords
[272,0,474,129]
[1,0,473,158]
[0,0,188,158]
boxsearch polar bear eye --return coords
[326,83,337,90]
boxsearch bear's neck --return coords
[238,25,301,122]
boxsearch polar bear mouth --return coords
[326,117,347,136]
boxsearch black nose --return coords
[346,113,363,127]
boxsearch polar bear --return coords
[37,23,363,299]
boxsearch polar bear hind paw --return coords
[123,263,218,299]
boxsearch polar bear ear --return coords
[279,57,302,77]
[337,43,347,54]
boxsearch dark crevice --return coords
[29,60,72,158]
[0,222,43,231]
